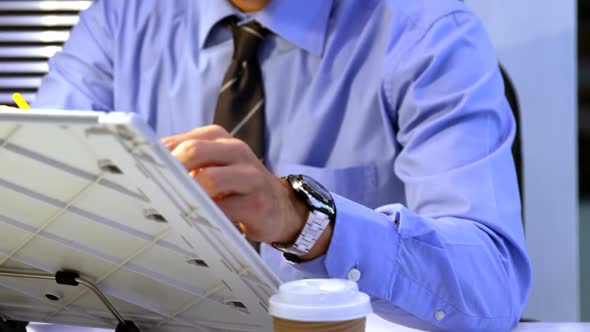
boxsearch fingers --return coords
[192,164,261,197]
[160,125,288,243]
[172,138,255,171]
[192,165,276,242]
[162,125,232,151]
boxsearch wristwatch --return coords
[272,174,336,257]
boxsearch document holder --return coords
[0,110,281,332]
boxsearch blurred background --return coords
[0,0,587,324]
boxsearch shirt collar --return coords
[253,0,334,56]
[197,1,239,49]
[198,0,334,57]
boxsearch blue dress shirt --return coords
[33,0,532,330]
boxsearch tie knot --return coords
[230,21,269,62]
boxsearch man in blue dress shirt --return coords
[33,0,531,330]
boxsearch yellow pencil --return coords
[12,93,30,110]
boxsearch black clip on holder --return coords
[0,269,140,332]
[0,320,27,332]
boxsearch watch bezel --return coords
[288,175,335,217]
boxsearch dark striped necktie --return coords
[214,20,269,159]
[214,20,269,252]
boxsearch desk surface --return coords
[366,315,590,332]
[514,323,590,331]
[26,316,590,332]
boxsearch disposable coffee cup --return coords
[269,279,372,332]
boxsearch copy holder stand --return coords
[0,110,281,331]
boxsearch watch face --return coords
[300,175,331,202]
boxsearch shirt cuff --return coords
[283,253,328,279]
[286,193,401,300]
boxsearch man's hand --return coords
[162,125,308,245]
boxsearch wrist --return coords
[274,175,335,262]
[278,178,308,244]
[299,221,333,261]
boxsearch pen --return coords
[12,93,30,110]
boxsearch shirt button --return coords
[435,310,445,321]
[347,268,361,282]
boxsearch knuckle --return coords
[225,137,245,149]
[200,168,221,193]
[243,164,262,179]
[181,139,204,156]
[207,124,229,138]
[226,138,252,159]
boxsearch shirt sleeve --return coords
[288,10,531,332]
[32,0,117,110]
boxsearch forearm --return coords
[288,194,530,331]
[32,0,115,110]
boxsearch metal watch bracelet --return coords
[271,208,331,256]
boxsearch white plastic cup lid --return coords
[269,279,372,322]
